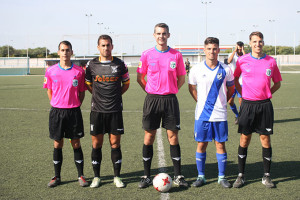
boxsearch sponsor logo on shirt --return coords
[266,69,271,76]
[217,73,222,80]
[94,75,120,82]
[111,66,118,73]
[170,61,176,69]
[138,61,142,68]
[73,79,78,87]
[44,77,47,84]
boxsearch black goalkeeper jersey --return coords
[85,57,129,113]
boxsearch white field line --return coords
[156,128,170,200]
[0,107,300,112]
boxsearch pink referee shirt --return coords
[137,46,186,95]
[43,63,85,108]
[234,53,282,101]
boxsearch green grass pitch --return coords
[0,68,299,199]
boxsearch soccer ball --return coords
[153,173,172,192]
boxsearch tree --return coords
[295,45,300,54]
[277,46,293,55]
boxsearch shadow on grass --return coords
[73,160,299,190]
[275,118,300,123]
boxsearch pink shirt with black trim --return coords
[234,53,282,101]
[43,63,85,108]
[137,46,186,95]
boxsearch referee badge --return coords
[266,69,271,76]
[73,79,78,87]
[170,61,176,69]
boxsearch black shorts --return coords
[142,94,180,131]
[90,111,124,135]
[238,99,274,135]
[49,107,84,140]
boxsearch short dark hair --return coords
[154,23,169,33]
[204,37,219,46]
[58,40,72,50]
[237,41,244,47]
[249,31,264,41]
[97,35,113,45]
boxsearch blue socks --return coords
[216,153,227,177]
[230,104,239,118]
[196,152,206,176]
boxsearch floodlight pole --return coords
[105,27,109,34]
[253,24,259,29]
[97,22,103,35]
[7,40,13,58]
[269,19,276,56]
[240,30,245,41]
[86,14,92,55]
[202,1,212,38]
[296,11,300,55]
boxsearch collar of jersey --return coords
[250,53,266,60]
[58,62,73,70]
[99,56,113,63]
[155,46,170,53]
[204,61,220,71]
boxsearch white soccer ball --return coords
[153,173,172,192]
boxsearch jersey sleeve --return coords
[85,61,92,86]
[272,60,282,83]
[225,65,234,87]
[121,63,130,84]
[43,68,52,89]
[176,52,186,76]
[136,52,148,74]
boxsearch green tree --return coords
[277,46,293,55]
[263,45,275,55]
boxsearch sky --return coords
[1,0,300,56]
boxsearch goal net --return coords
[0,57,30,76]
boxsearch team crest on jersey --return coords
[73,79,78,87]
[138,61,142,68]
[217,73,222,80]
[266,69,271,76]
[170,61,176,69]
[111,66,118,73]
[44,77,47,84]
